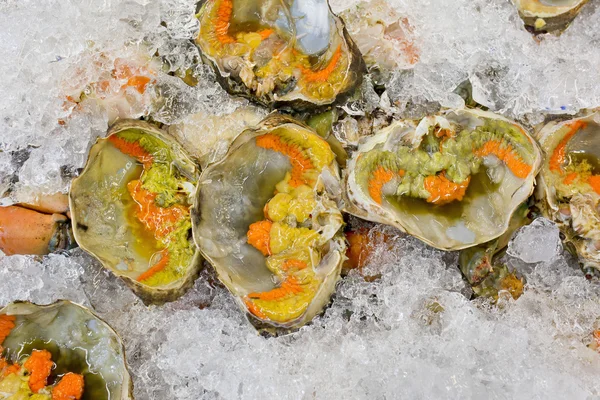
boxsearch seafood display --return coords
[512,0,590,33]
[70,120,202,304]
[0,301,132,399]
[195,0,365,109]
[535,113,600,275]
[193,114,345,328]
[3,0,600,396]
[344,109,542,250]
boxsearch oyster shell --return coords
[344,109,542,251]
[195,0,365,109]
[0,300,132,399]
[70,120,202,305]
[535,112,600,274]
[512,0,590,34]
[192,114,345,329]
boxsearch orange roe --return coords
[3,363,20,377]
[24,349,53,393]
[126,180,189,283]
[0,349,20,378]
[588,175,600,195]
[435,128,454,140]
[0,315,15,344]
[243,299,267,320]
[280,259,307,271]
[112,134,189,284]
[549,120,587,173]
[127,180,189,240]
[124,75,152,94]
[247,220,273,256]
[368,167,400,205]
[108,135,154,168]
[474,140,532,179]
[51,372,85,400]
[136,249,170,283]
[563,172,578,185]
[257,29,274,40]
[301,45,343,83]
[255,134,315,187]
[247,276,304,301]
[214,0,235,44]
[424,173,470,205]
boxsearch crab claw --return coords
[0,205,74,255]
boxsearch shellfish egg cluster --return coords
[1,0,600,398]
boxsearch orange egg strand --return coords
[107,135,153,168]
[301,45,343,83]
[255,134,315,187]
[247,275,304,301]
[214,0,236,44]
[243,299,267,320]
[474,140,532,179]
[0,315,15,344]
[549,120,587,173]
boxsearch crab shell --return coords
[535,112,600,272]
[512,0,589,33]
[194,0,365,110]
[69,120,203,305]
[192,114,345,329]
[1,300,133,399]
[0,206,74,256]
[344,108,542,251]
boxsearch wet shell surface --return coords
[344,108,542,251]
[0,300,133,399]
[69,120,202,305]
[512,0,590,33]
[192,114,346,329]
[195,0,365,109]
[535,112,600,273]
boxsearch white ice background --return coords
[1,0,600,398]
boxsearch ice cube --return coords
[507,217,562,263]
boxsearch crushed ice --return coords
[1,0,600,398]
